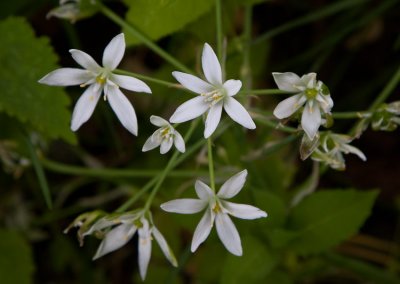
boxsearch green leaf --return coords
[286,189,378,255]
[252,189,286,230]
[0,229,34,284]
[0,17,76,143]
[123,0,214,45]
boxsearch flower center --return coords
[212,201,222,213]
[305,88,318,100]
[160,127,172,139]
[96,75,106,85]
[202,89,225,106]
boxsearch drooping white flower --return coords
[142,115,185,154]
[39,33,151,135]
[47,0,97,23]
[161,170,267,256]
[272,72,333,139]
[169,43,256,138]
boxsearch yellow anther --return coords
[213,202,222,213]
[96,76,106,85]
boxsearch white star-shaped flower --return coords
[142,115,185,154]
[39,33,151,135]
[272,72,333,139]
[169,43,256,138]
[161,170,267,256]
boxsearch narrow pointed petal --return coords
[39,68,93,86]
[223,80,242,97]
[102,33,125,70]
[217,169,247,199]
[107,86,138,135]
[161,199,207,214]
[173,131,185,153]
[69,49,101,72]
[71,84,101,131]
[160,138,173,154]
[273,94,306,119]
[150,115,169,127]
[191,209,215,252]
[111,74,151,93]
[300,73,317,88]
[195,180,213,200]
[215,213,242,256]
[316,94,334,113]
[202,43,223,85]
[172,71,213,94]
[142,134,161,152]
[152,227,178,267]
[224,97,256,129]
[169,96,208,123]
[204,103,223,138]
[272,72,301,92]
[222,201,267,219]
[93,223,136,260]
[302,102,321,140]
[138,233,152,280]
[341,144,367,161]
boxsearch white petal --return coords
[160,199,207,214]
[316,94,334,113]
[195,180,214,200]
[39,68,93,86]
[138,231,152,280]
[102,33,125,70]
[160,138,173,154]
[71,84,101,131]
[224,97,256,129]
[106,86,138,135]
[272,72,302,92]
[218,169,247,199]
[142,134,161,152]
[223,79,242,97]
[152,226,178,267]
[93,223,136,260]
[150,115,169,127]
[222,201,267,219]
[172,71,214,94]
[191,209,215,252]
[302,102,321,140]
[169,96,209,123]
[273,94,306,119]
[215,213,242,256]
[69,49,101,72]
[341,144,367,161]
[111,74,151,93]
[300,73,317,88]
[204,103,223,138]
[202,43,223,86]
[173,131,185,153]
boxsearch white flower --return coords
[169,43,256,138]
[88,211,177,280]
[142,116,185,154]
[161,170,267,256]
[39,33,151,135]
[272,72,334,139]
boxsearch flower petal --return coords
[93,223,137,260]
[160,138,173,154]
[316,94,334,113]
[217,169,247,199]
[195,180,214,200]
[150,115,169,127]
[102,33,125,70]
[152,226,178,267]
[223,79,242,97]
[204,102,223,138]
[142,133,162,152]
[172,71,214,94]
[191,209,215,252]
[222,201,267,219]
[111,74,151,93]
[69,49,101,72]
[215,213,242,256]
[39,68,93,86]
[161,199,207,214]
[71,84,101,131]
[138,228,152,280]
[106,86,138,135]
[173,131,185,153]
[272,72,302,92]
[273,94,306,119]
[341,144,367,161]
[224,97,256,129]
[300,73,317,88]
[169,96,208,123]
[202,43,223,86]
[302,101,321,140]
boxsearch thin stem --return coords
[117,178,158,213]
[98,3,192,74]
[238,89,287,95]
[207,137,216,192]
[114,69,180,89]
[369,64,400,111]
[332,111,370,119]
[215,0,223,60]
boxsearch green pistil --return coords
[305,88,318,100]
[213,202,222,213]
[96,75,106,85]
[134,219,143,228]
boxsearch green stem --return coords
[98,3,192,74]
[215,0,223,60]
[253,115,298,134]
[369,64,400,111]
[332,111,370,119]
[114,69,180,88]
[238,89,287,95]
[207,137,216,192]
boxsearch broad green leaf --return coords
[286,189,378,255]
[0,17,76,143]
[0,229,34,284]
[123,0,214,45]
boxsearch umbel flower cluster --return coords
[39,32,366,280]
